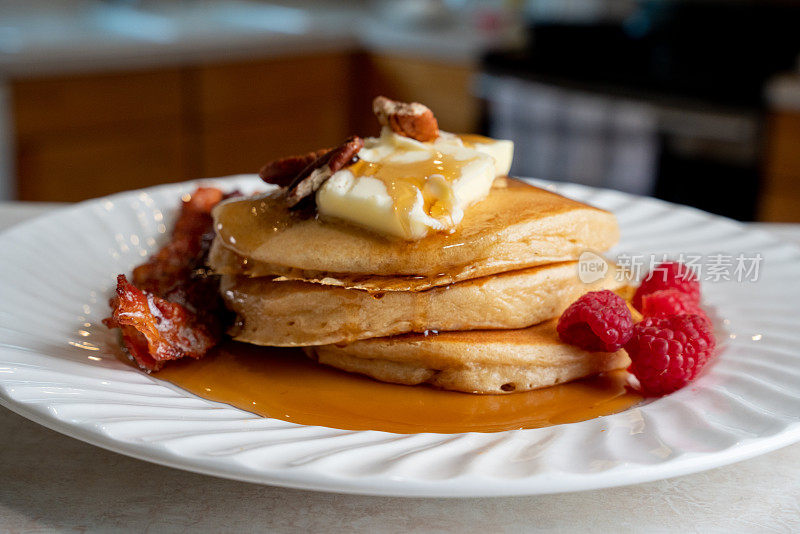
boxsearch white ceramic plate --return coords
[1,175,799,497]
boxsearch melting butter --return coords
[316,129,512,240]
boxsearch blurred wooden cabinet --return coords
[11,52,479,202]
[195,54,354,177]
[13,69,186,201]
[12,53,356,201]
[17,127,187,202]
[759,111,800,222]
[354,53,478,135]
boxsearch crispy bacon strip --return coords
[104,275,216,372]
[132,187,224,296]
[105,186,234,372]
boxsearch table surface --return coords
[1,203,799,533]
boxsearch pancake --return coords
[209,241,506,292]
[305,319,631,394]
[222,261,623,346]
[210,178,619,280]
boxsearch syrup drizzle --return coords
[457,133,494,148]
[347,150,468,236]
[154,342,642,434]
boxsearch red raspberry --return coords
[625,314,716,396]
[557,290,634,352]
[641,289,705,318]
[633,261,700,312]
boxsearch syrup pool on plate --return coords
[153,342,642,434]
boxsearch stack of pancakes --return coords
[209,177,628,393]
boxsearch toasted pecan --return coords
[284,136,364,207]
[373,96,439,142]
[257,137,363,208]
[259,148,330,188]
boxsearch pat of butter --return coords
[316,129,514,240]
[452,134,514,177]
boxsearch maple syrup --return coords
[346,153,468,235]
[155,342,641,434]
[457,133,495,147]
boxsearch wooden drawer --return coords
[759,111,800,221]
[16,127,187,202]
[195,54,352,119]
[195,53,355,177]
[362,54,478,133]
[758,192,800,222]
[12,69,183,138]
[9,52,482,200]
[763,112,800,179]
[200,99,349,177]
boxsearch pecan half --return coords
[259,148,330,188]
[283,136,364,208]
[256,137,363,208]
[373,96,439,142]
